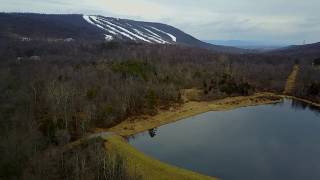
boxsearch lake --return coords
[128,99,320,180]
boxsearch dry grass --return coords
[181,88,202,102]
[283,65,299,94]
[104,92,282,136]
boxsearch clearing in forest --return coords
[283,65,300,95]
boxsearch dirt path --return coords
[283,65,299,95]
[62,132,114,151]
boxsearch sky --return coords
[1,0,319,45]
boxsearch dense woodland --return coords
[0,39,319,180]
[0,13,105,41]
[294,64,320,102]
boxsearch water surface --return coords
[128,99,320,180]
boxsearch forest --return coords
[0,39,319,180]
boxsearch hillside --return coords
[0,13,105,41]
[0,13,245,53]
[270,42,320,59]
[206,40,287,50]
[2,12,319,180]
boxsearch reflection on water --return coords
[126,128,158,141]
[290,99,320,115]
[129,98,320,180]
[148,128,157,138]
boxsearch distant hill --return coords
[205,40,287,51]
[0,13,105,41]
[0,13,246,53]
[270,42,320,59]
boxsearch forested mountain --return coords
[0,13,245,53]
[0,13,105,41]
[1,11,320,180]
[270,42,320,59]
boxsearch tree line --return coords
[0,40,298,179]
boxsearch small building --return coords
[64,38,75,42]
[21,37,31,42]
[29,56,41,61]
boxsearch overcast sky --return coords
[1,0,319,44]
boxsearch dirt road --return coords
[283,65,299,94]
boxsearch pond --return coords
[128,99,320,180]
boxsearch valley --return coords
[0,11,320,180]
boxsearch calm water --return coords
[128,99,320,180]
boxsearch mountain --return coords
[0,13,245,53]
[205,40,287,50]
[83,15,178,44]
[270,42,320,59]
[0,13,105,41]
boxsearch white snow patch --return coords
[133,28,168,44]
[84,15,174,44]
[150,27,177,42]
[95,17,136,40]
[107,30,117,35]
[83,16,104,30]
[141,27,170,44]
[83,15,118,36]
[142,27,161,38]
[132,28,158,43]
[83,15,95,25]
[132,29,151,40]
[148,37,167,44]
[100,19,152,43]
[105,34,113,41]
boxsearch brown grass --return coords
[283,65,299,94]
[103,92,282,136]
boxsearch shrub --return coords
[86,88,98,100]
[111,61,153,81]
[307,83,320,96]
[24,139,142,180]
[145,89,158,111]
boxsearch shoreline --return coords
[99,92,320,180]
[105,92,283,137]
[104,135,218,180]
[281,95,320,108]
